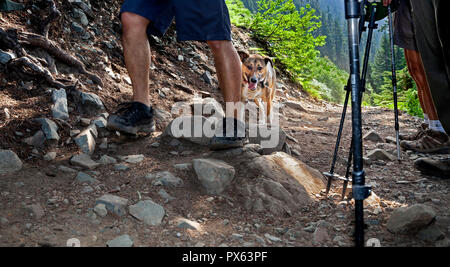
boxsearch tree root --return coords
[19,32,103,86]
[8,56,76,90]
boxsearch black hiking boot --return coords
[209,117,247,151]
[414,157,450,179]
[107,102,155,135]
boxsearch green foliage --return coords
[372,67,423,118]
[225,0,253,27]
[303,57,347,103]
[369,33,406,93]
[250,0,326,77]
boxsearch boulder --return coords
[242,152,325,216]
[51,89,69,121]
[36,118,59,141]
[363,130,384,143]
[387,204,436,234]
[74,128,96,155]
[192,158,235,195]
[366,149,396,162]
[106,235,133,247]
[145,171,183,187]
[70,153,99,170]
[119,154,145,164]
[164,115,214,146]
[23,131,46,148]
[129,200,165,226]
[77,91,105,116]
[98,155,117,165]
[95,194,129,217]
[0,150,23,175]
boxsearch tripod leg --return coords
[341,141,353,200]
[388,5,401,160]
[326,2,368,195]
[326,88,350,194]
[345,0,372,248]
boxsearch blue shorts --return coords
[120,0,232,41]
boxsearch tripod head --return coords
[364,0,399,22]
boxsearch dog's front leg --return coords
[254,98,267,125]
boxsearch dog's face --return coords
[238,51,273,92]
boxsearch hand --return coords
[383,0,393,6]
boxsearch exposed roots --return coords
[0,0,102,89]
[8,56,76,90]
[19,32,103,86]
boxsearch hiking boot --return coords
[209,117,247,151]
[107,102,155,135]
[400,129,450,154]
[399,123,429,141]
[414,157,450,179]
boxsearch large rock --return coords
[174,218,202,231]
[366,149,396,162]
[0,49,15,65]
[98,155,117,165]
[119,154,144,164]
[76,172,97,184]
[192,158,235,195]
[145,171,183,187]
[363,130,384,143]
[23,131,46,148]
[70,153,99,170]
[73,8,89,26]
[243,152,325,216]
[70,0,94,18]
[129,200,165,226]
[164,115,214,146]
[247,124,287,154]
[36,118,59,141]
[0,150,23,175]
[416,223,445,242]
[92,116,108,137]
[95,194,129,217]
[387,204,436,234]
[74,128,96,155]
[284,101,306,112]
[201,71,213,84]
[51,89,69,120]
[77,91,105,116]
[106,235,133,247]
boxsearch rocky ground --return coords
[0,0,449,247]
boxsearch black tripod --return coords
[324,0,378,200]
[325,0,401,247]
[323,0,377,247]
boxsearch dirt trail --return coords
[0,1,449,247]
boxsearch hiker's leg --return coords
[404,49,438,121]
[411,0,450,134]
[121,12,151,107]
[207,40,242,117]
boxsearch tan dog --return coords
[238,51,276,123]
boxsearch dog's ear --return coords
[238,51,250,62]
[264,57,274,67]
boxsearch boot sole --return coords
[108,120,155,136]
